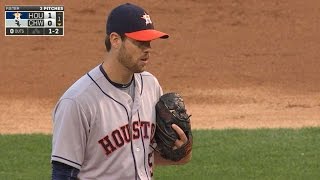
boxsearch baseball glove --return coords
[154,92,192,161]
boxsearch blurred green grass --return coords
[0,134,51,180]
[1,128,320,180]
[155,128,320,180]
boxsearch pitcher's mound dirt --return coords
[1,0,320,134]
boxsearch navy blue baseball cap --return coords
[106,3,169,41]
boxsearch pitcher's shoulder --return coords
[60,65,102,100]
[140,71,155,77]
[139,71,160,84]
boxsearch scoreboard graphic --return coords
[5,5,64,36]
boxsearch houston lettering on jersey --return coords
[98,120,156,156]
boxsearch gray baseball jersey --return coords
[51,64,162,179]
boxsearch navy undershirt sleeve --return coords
[52,161,80,180]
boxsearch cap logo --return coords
[141,12,152,25]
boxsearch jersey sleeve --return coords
[51,98,89,170]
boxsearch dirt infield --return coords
[1,0,320,134]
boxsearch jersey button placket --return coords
[136,147,140,152]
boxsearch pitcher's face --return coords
[117,37,151,73]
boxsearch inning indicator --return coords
[5,5,64,36]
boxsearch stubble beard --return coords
[118,44,145,73]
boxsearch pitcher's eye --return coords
[136,41,151,48]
